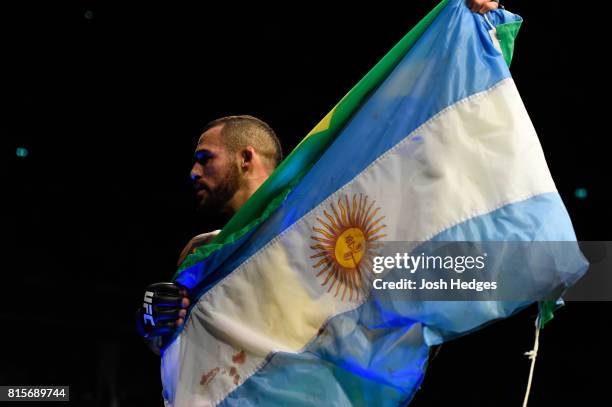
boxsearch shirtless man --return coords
[136,115,282,354]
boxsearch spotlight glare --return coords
[574,188,588,200]
[16,147,29,158]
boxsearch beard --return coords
[196,160,241,219]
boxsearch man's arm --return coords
[135,282,190,355]
[176,230,221,266]
[468,0,502,14]
[136,231,218,355]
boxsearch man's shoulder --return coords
[177,230,221,266]
[188,230,221,246]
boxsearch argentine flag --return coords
[161,1,588,405]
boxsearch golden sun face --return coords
[310,193,386,302]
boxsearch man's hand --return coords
[468,0,500,14]
[136,282,191,339]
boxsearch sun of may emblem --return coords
[310,193,386,301]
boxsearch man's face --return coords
[190,125,241,214]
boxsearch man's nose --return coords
[190,163,202,181]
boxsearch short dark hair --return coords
[203,115,282,168]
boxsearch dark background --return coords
[1,1,609,406]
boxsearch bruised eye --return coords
[194,150,213,165]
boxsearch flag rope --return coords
[483,13,496,31]
[522,318,541,407]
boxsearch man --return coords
[136,115,282,354]
[136,0,504,356]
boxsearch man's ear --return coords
[240,146,255,169]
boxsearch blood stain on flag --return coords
[200,367,220,386]
[232,350,246,364]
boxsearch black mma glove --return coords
[136,282,184,340]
